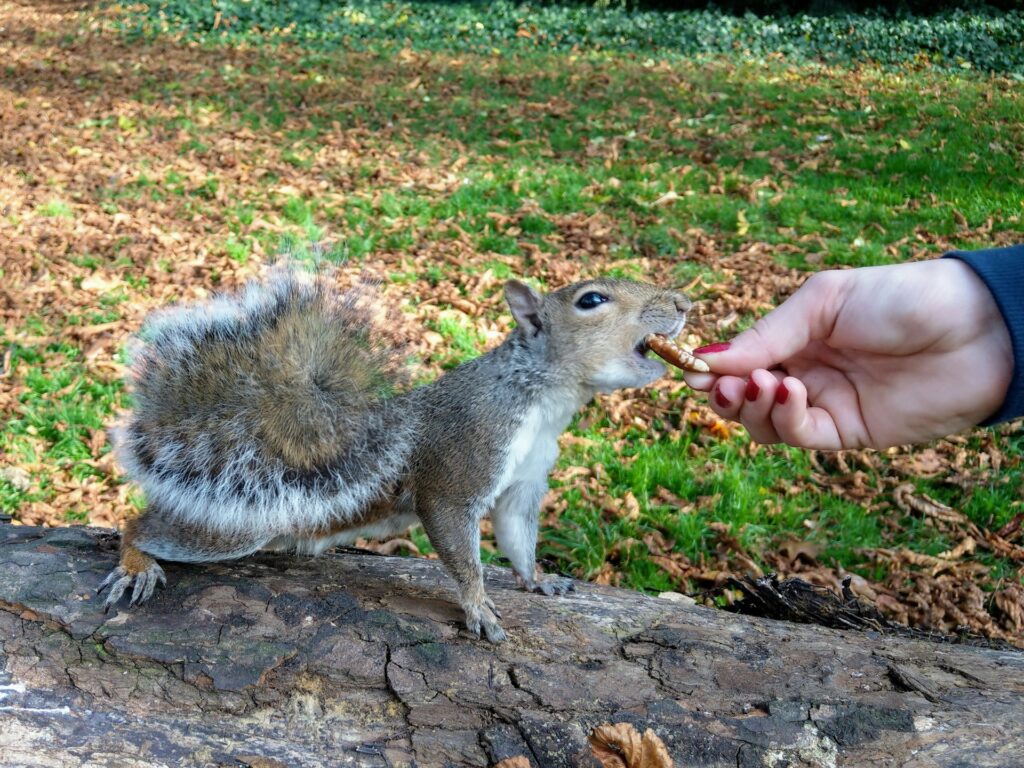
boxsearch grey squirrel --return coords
[99,268,693,642]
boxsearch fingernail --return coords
[745,378,760,401]
[775,381,790,405]
[715,388,731,408]
[694,342,731,355]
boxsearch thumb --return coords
[696,271,848,376]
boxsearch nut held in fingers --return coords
[645,334,710,373]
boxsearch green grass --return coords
[90,42,1024,271]
[424,311,487,369]
[4,1,1021,619]
[537,417,1024,591]
[37,200,75,219]
[1,341,125,514]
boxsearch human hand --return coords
[684,259,1013,450]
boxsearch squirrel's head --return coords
[504,278,692,394]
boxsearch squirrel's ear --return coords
[504,280,544,337]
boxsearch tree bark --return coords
[1,525,1022,768]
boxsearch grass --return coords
[37,200,75,219]
[98,48,1021,271]
[2,342,122,496]
[424,311,488,369]
[3,0,1023,632]
[540,420,1024,591]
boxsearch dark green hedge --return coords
[119,0,1024,73]
[603,1,1022,13]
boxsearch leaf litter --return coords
[0,1,1021,646]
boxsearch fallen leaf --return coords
[937,538,976,560]
[622,490,640,521]
[590,722,673,768]
[0,466,32,491]
[80,273,124,292]
[494,757,531,768]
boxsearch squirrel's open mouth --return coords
[634,333,666,360]
[635,320,686,362]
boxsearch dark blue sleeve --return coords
[944,245,1024,425]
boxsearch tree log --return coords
[1,525,1022,767]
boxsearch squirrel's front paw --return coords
[463,597,507,643]
[516,572,575,597]
[97,560,166,611]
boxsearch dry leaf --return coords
[622,490,641,521]
[590,723,673,768]
[0,466,32,491]
[80,273,124,292]
[937,538,976,560]
[494,757,531,768]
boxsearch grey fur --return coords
[114,269,417,545]
[106,270,693,642]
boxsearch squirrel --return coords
[99,267,693,642]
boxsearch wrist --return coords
[943,248,1020,424]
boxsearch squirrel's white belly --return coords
[487,399,576,508]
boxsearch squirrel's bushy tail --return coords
[114,268,415,536]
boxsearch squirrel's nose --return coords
[673,294,692,314]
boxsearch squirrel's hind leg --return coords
[98,517,167,610]
[99,509,268,610]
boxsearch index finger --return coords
[694,271,850,377]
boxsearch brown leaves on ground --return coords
[498,722,677,768]
[643,438,1024,645]
[865,481,1024,642]
[493,758,532,768]
[760,471,1024,645]
[1,2,1021,646]
[589,723,674,768]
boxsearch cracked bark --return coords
[1,525,1022,768]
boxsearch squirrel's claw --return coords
[463,599,507,643]
[533,575,574,596]
[481,620,507,644]
[98,566,132,612]
[516,572,575,596]
[484,596,502,619]
[129,563,167,606]
[98,562,166,612]
[97,565,127,594]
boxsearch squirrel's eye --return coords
[575,291,610,310]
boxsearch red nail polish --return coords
[694,342,731,355]
[715,388,731,408]
[775,381,790,405]
[745,379,760,401]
